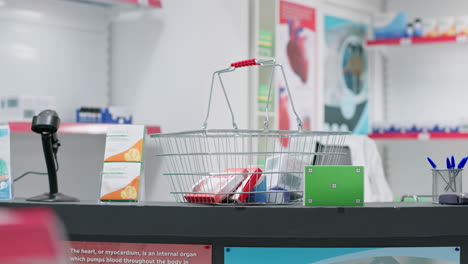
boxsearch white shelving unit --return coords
[250,0,278,131]
[367,0,468,200]
[62,0,161,10]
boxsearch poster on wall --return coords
[224,247,460,264]
[68,241,212,264]
[324,15,369,134]
[277,0,317,144]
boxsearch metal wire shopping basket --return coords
[151,59,350,204]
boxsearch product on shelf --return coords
[76,106,132,124]
[455,16,468,35]
[372,13,468,41]
[371,122,460,135]
[413,18,423,37]
[422,18,438,37]
[438,17,456,37]
[373,12,408,40]
[404,23,414,38]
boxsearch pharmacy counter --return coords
[1,200,467,262]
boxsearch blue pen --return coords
[451,156,456,169]
[427,157,437,168]
[457,157,468,169]
[449,156,468,192]
[446,157,452,169]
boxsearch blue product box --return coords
[247,177,267,203]
[373,12,408,39]
[76,107,132,124]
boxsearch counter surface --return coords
[0,200,466,239]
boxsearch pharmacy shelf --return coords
[8,122,161,135]
[62,0,162,9]
[369,131,468,140]
[366,35,468,46]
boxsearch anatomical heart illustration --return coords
[287,19,309,83]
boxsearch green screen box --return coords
[304,166,364,206]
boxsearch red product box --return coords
[229,168,263,203]
[184,169,246,203]
[0,208,66,264]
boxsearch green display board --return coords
[304,166,364,206]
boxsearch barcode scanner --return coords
[27,110,78,202]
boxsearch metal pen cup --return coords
[432,169,463,203]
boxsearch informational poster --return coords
[68,241,212,264]
[324,15,369,134]
[0,125,12,200]
[277,1,317,143]
[224,247,460,264]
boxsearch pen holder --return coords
[432,169,463,203]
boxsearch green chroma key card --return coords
[304,166,364,206]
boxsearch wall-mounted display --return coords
[324,15,369,134]
[277,0,317,137]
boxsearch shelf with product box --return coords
[366,35,468,46]
[8,122,161,135]
[369,123,468,140]
[61,0,162,10]
[368,12,468,46]
[367,7,468,200]
[369,131,468,140]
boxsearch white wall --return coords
[0,0,111,121]
[12,133,106,201]
[384,0,468,124]
[0,0,113,200]
[110,0,250,133]
[111,0,250,201]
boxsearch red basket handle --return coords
[230,59,259,68]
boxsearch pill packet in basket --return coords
[265,154,308,202]
[183,169,246,203]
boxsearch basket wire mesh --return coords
[151,59,350,204]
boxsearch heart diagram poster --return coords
[277,1,317,147]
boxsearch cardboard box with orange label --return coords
[104,125,145,162]
[100,162,141,201]
[100,125,146,202]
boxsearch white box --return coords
[104,125,146,162]
[100,162,142,201]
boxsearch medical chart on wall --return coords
[324,15,369,134]
[277,0,317,146]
